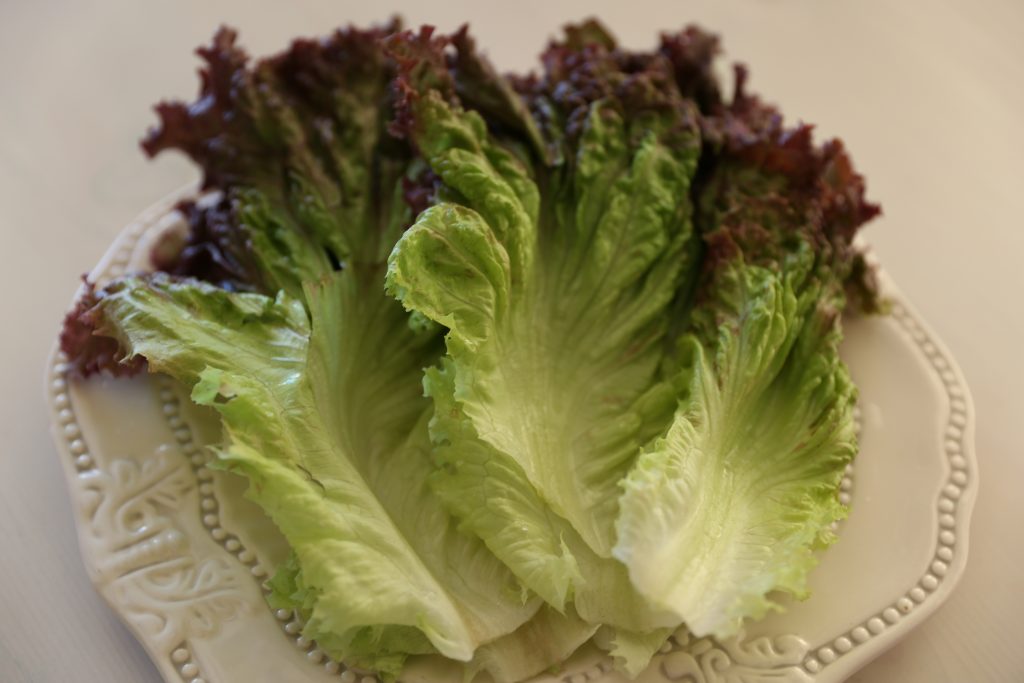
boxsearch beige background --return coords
[1,0,1021,681]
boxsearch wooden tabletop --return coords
[1,0,1021,681]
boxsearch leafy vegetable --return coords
[60,18,881,682]
[616,79,877,637]
[384,27,701,659]
[88,271,541,676]
[143,24,413,276]
[64,25,545,679]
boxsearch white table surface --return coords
[1,0,1021,681]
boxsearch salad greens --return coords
[387,30,701,642]
[616,120,870,636]
[61,18,880,682]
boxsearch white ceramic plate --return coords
[47,187,978,683]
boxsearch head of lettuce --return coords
[61,19,880,683]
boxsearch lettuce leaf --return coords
[89,266,617,681]
[386,28,699,639]
[142,23,419,294]
[88,268,545,677]
[614,79,875,638]
[615,256,857,637]
[72,24,641,680]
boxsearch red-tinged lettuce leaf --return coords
[615,32,878,638]
[384,25,549,164]
[384,25,456,141]
[143,21,418,280]
[507,20,720,169]
[150,197,261,292]
[695,64,882,310]
[65,22,424,377]
[143,23,400,192]
[658,26,723,114]
[59,279,145,378]
[447,26,551,163]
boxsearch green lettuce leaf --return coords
[615,255,856,638]
[90,271,541,675]
[614,85,873,636]
[386,32,699,635]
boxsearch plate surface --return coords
[47,188,978,683]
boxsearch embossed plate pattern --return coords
[47,187,978,683]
